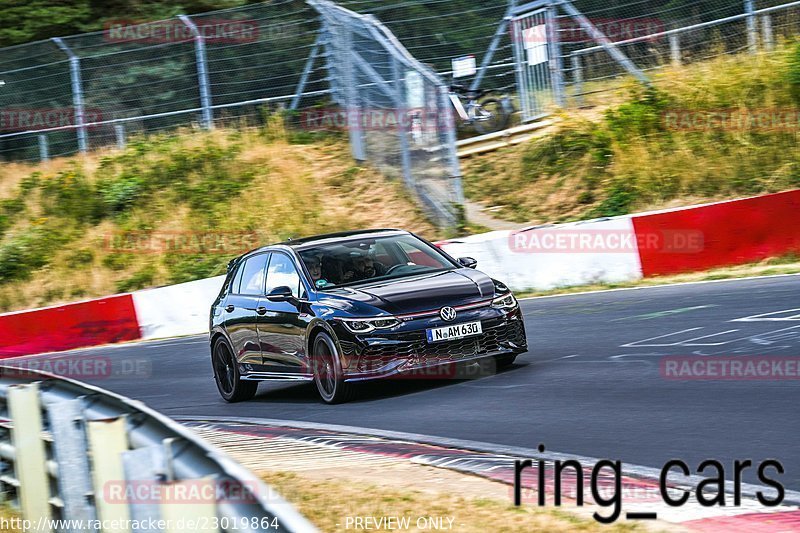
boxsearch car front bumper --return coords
[337,306,528,381]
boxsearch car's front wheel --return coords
[494,353,517,370]
[312,332,355,404]
[212,337,258,402]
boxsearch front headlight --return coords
[339,317,401,333]
[492,292,518,309]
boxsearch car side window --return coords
[239,253,270,296]
[265,253,303,298]
[231,261,246,294]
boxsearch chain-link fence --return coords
[2,0,800,225]
[0,1,328,161]
[309,0,464,227]
[559,0,800,106]
[339,1,800,114]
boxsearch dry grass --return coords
[0,127,436,312]
[261,471,645,533]
[463,45,800,225]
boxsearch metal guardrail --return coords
[0,367,317,533]
[456,120,556,158]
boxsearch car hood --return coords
[318,269,496,315]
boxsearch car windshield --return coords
[298,234,456,289]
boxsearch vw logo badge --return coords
[440,307,457,322]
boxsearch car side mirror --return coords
[266,286,294,302]
[458,257,478,269]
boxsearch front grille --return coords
[355,319,526,372]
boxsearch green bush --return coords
[588,179,637,218]
[102,253,135,271]
[164,254,231,285]
[96,173,146,214]
[115,265,157,293]
[788,42,800,104]
[604,87,672,141]
[65,249,95,269]
[40,167,104,224]
[0,197,26,237]
[0,224,70,283]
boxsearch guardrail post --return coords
[8,383,52,530]
[52,37,88,153]
[48,399,96,526]
[570,52,583,107]
[87,417,132,532]
[115,124,126,150]
[38,134,49,162]
[122,446,164,530]
[669,34,681,66]
[745,0,758,54]
[179,15,214,130]
[161,478,218,533]
[761,15,774,51]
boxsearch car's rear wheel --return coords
[312,332,355,404]
[212,337,257,402]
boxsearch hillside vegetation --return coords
[0,125,435,312]
[463,42,800,224]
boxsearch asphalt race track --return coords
[19,275,800,490]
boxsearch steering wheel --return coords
[384,264,408,276]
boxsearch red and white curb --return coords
[179,418,800,531]
[1,190,799,358]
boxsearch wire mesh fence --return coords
[309,0,464,227]
[0,1,329,162]
[3,1,800,158]
[560,0,800,105]
[2,0,800,226]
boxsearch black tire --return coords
[212,337,258,403]
[312,332,355,404]
[473,98,511,134]
[495,353,517,370]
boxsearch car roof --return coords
[234,229,409,262]
[278,229,408,249]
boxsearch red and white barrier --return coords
[132,275,225,340]
[632,189,800,277]
[438,216,643,291]
[0,190,798,357]
[0,295,141,358]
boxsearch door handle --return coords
[256,307,268,316]
[225,305,235,313]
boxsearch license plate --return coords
[426,321,482,343]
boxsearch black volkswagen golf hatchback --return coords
[210,229,527,403]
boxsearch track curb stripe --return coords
[179,417,800,530]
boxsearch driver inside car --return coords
[302,254,323,282]
[352,252,385,281]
